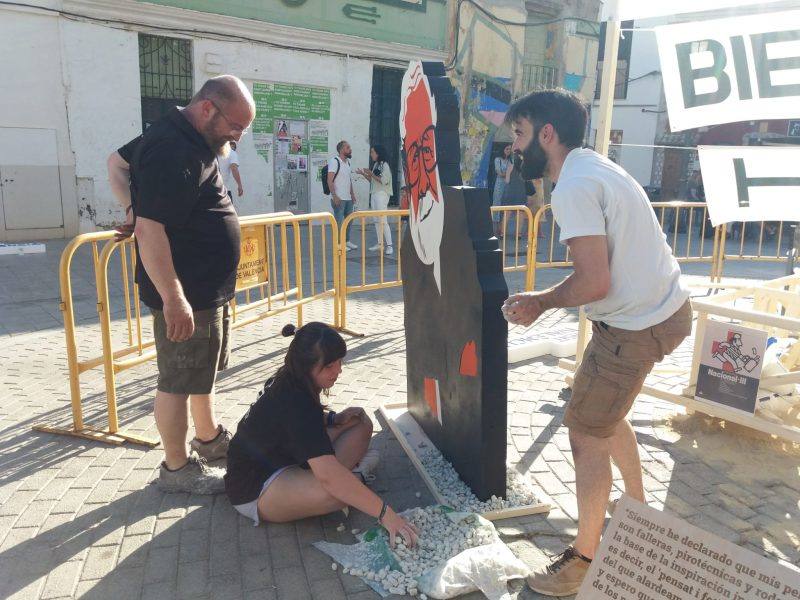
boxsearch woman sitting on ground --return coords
[224,322,418,546]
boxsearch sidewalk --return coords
[0,239,797,600]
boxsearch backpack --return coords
[321,157,341,195]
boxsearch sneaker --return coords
[385,246,394,256]
[346,241,358,250]
[190,424,231,462]
[526,546,592,597]
[352,445,381,483]
[368,243,382,251]
[157,453,225,494]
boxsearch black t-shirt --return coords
[119,108,241,311]
[224,376,335,505]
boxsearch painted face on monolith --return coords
[400,61,445,294]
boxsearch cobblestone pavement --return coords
[0,238,798,600]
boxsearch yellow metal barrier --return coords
[492,205,536,292]
[530,201,724,290]
[37,212,339,447]
[713,221,795,281]
[338,209,407,333]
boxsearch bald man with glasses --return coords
[108,75,255,494]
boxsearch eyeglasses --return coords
[209,99,250,136]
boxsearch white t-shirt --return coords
[551,148,689,330]
[328,156,352,201]
[217,149,240,193]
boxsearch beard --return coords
[345,149,353,159]
[203,118,231,155]
[516,131,548,180]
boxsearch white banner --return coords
[601,0,762,22]
[655,10,800,131]
[698,145,800,226]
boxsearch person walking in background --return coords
[357,144,394,256]
[492,144,512,236]
[328,140,358,251]
[107,75,256,494]
[500,157,528,238]
[218,140,244,200]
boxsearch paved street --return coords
[0,235,798,600]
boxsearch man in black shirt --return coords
[108,75,255,493]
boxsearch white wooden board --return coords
[379,403,552,521]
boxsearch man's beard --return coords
[516,130,548,180]
[203,119,230,155]
[345,150,352,159]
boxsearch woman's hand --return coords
[334,406,369,428]
[381,507,419,548]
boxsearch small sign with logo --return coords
[695,320,768,415]
[236,225,268,290]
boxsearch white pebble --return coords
[331,563,337,571]
[415,492,421,498]
[336,524,346,532]
[351,528,360,535]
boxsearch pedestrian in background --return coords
[218,139,244,200]
[357,144,394,256]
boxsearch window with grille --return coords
[138,34,193,131]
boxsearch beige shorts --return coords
[564,300,692,438]
[152,304,231,395]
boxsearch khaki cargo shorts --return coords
[564,299,692,438]
[152,304,231,395]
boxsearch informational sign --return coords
[694,319,768,415]
[252,82,330,136]
[655,10,800,131]
[601,0,761,21]
[236,225,268,290]
[577,496,800,599]
[309,120,329,154]
[698,146,800,225]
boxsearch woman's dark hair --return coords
[370,144,389,176]
[276,322,347,403]
[504,89,588,149]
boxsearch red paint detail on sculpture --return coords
[460,340,478,377]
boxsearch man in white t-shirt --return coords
[217,140,244,200]
[502,90,692,597]
[328,140,358,250]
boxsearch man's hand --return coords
[503,292,546,327]
[334,406,369,428]
[114,209,135,242]
[332,195,342,207]
[237,184,244,197]
[163,295,194,342]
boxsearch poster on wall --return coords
[253,136,272,163]
[694,319,768,415]
[697,145,800,225]
[655,10,800,132]
[309,120,329,154]
[311,154,328,182]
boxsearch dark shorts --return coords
[564,299,692,438]
[152,304,231,395]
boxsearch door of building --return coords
[0,127,63,236]
[273,119,309,213]
[369,66,403,204]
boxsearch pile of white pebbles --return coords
[334,505,496,597]
[417,446,541,513]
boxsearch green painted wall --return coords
[137,0,448,51]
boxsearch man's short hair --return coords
[505,89,588,149]
[336,140,348,153]
[192,78,239,107]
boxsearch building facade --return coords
[0,0,448,240]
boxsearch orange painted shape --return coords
[460,340,477,377]
[424,378,438,417]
